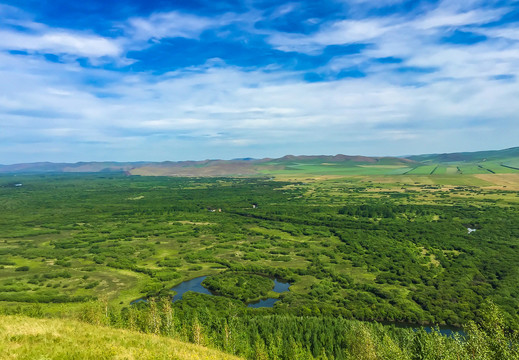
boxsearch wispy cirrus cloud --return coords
[267,18,395,53]
[412,6,508,29]
[125,11,218,41]
[266,1,508,53]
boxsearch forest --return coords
[0,173,518,358]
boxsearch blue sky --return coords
[1,0,518,163]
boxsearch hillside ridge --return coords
[1,146,518,176]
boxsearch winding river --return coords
[131,275,291,308]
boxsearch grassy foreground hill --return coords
[0,315,241,360]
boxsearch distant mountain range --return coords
[1,147,518,176]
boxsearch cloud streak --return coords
[0,29,122,58]
[126,11,218,41]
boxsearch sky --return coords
[1,0,518,163]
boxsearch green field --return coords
[404,165,438,175]
[431,166,460,175]
[258,161,519,177]
[480,161,519,174]
[503,160,519,169]
[259,163,412,176]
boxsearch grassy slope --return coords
[407,146,519,162]
[0,315,242,360]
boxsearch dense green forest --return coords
[0,173,518,358]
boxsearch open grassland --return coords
[502,160,519,169]
[404,165,438,175]
[474,173,519,190]
[260,162,412,176]
[430,166,459,175]
[0,315,241,360]
[261,162,519,178]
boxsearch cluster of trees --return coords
[202,272,274,302]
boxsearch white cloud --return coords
[412,8,506,29]
[1,44,518,163]
[268,18,396,53]
[126,11,216,41]
[0,8,226,61]
[344,0,407,6]
[477,27,519,41]
[0,27,122,58]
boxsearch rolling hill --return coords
[407,146,519,163]
[1,147,518,177]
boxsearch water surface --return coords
[247,298,279,308]
[132,276,291,308]
[246,279,291,308]
[170,276,212,301]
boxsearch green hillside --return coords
[408,146,519,163]
[0,315,241,360]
